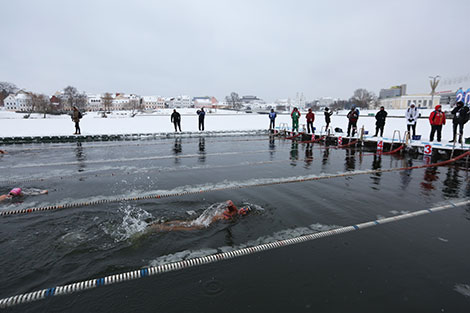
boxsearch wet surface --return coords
[1,135,470,312]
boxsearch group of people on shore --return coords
[271,101,469,143]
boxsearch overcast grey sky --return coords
[1,0,469,101]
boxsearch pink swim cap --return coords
[9,188,22,196]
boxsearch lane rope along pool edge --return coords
[0,199,468,308]
[1,150,469,217]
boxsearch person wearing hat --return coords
[450,101,469,143]
[71,106,82,135]
[373,106,388,137]
[0,188,48,202]
[324,107,333,130]
[429,105,446,142]
[148,200,251,232]
[405,102,419,137]
[306,108,315,134]
[291,107,301,133]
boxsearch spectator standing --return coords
[428,105,446,142]
[291,107,301,132]
[306,108,315,134]
[450,101,469,143]
[405,102,419,137]
[373,106,388,137]
[171,109,181,132]
[71,106,82,135]
[346,107,359,137]
[196,108,206,131]
[269,109,277,130]
[324,107,333,130]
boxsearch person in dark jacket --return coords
[428,105,446,142]
[71,106,82,135]
[269,109,277,130]
[306,108,315,134]
[346,107,359,137]
[197,108,206,131]
[324,107,333,130]
[450,101,469,143]
[373,106,388,137]
[171,109,181,132]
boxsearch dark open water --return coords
[1,135,470,312]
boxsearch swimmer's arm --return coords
[40,190,48,195]
[0,194,11,202]
[148,222,204,232]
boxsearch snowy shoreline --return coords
[0,108,467,142]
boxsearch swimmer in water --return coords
[148,200,251,232]
[0,188,48,202]
[0,150,6,154]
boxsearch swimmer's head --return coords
[226,200,234,207]
[238,207,251,216]
[9,188,22,196]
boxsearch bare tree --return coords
[0,81,18,106]
[350,89,376,109]
[62,86,87,111]
[225,92,242,109]
[101,92,113,111]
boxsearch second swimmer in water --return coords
[148,200,250,232]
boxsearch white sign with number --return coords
[338,136,342,145]
[423,144,432,156]
[377,140,384,151]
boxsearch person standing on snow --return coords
[197,108,205,131]
[450,101,469,143]
[373,106,388,137]
[269,109,277,130]
[71,106,82,135]
[306,108,315,134]
[171,109,181,132]
[346,107,359,137]
[291,107,301,133]
[324,107,333,131]
[405,102,419,137]
[429,105,446,142]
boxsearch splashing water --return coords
[102,205,153,242]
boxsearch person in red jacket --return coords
[306,108,315,134]
[429,104,446,142]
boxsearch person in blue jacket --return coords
[269,109,277,130]
[197,108,206,131]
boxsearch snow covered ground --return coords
[0,108,467,142]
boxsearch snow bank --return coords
[0,108,466,142]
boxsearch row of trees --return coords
[225,89,378,111]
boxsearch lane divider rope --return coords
[1,199,468,308]
[2,151,469,217]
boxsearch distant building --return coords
[241,95,264,105]
[4,91,32,112]
[379,84,407,99]
[171,95,191,108]
[436,90,457,105]
[193,96,218,108]
[379,93,440,109]
[87,94,103,111]
[142,96,164,110]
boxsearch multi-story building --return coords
[172,95,192,107]
[379,93,440,109]
[142,96,164,110]
[379,84,407,99]
[3,91,32,112]
[87,94,103,111]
